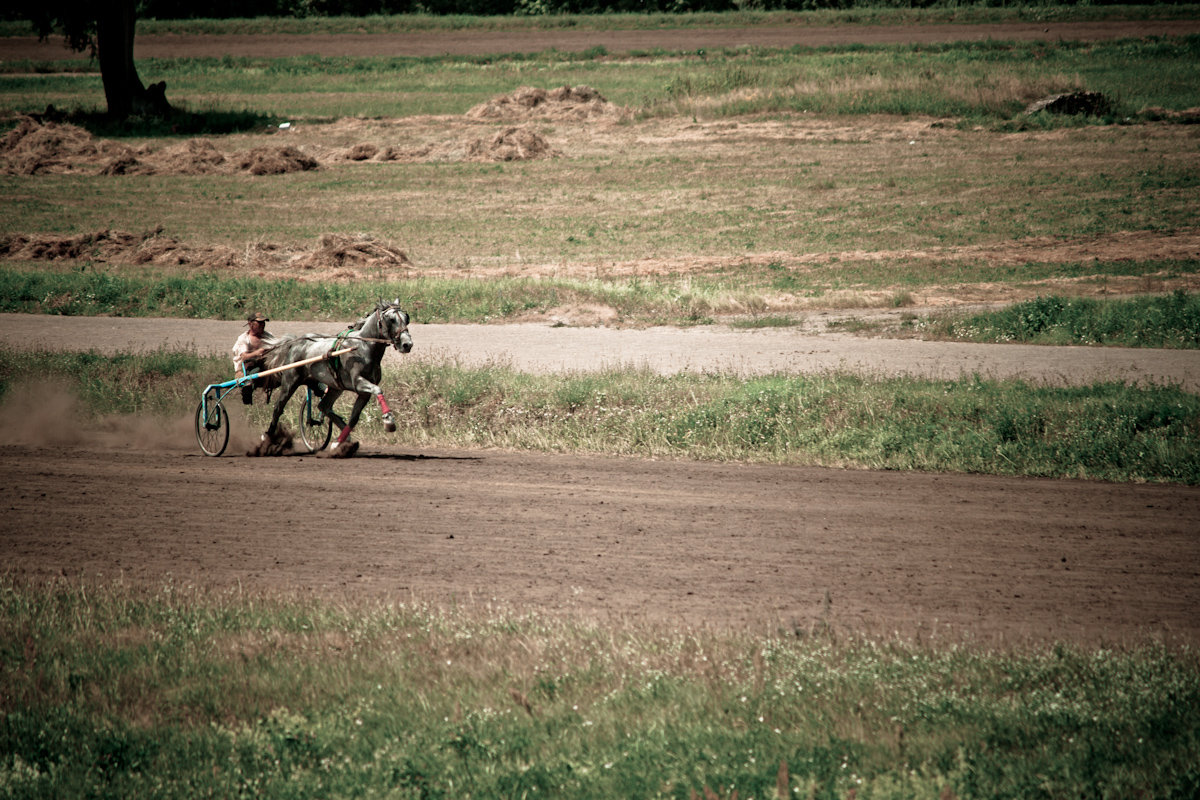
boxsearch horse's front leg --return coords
[351,375,397,433]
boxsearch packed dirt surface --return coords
[3,441,1198,644]
[2,313,1200,646]
[4,20,1200,62]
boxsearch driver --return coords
[232,311,278,404]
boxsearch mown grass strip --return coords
[2,577,1198,800]
[3,349,1197,483]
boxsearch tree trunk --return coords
[95,0,171,118]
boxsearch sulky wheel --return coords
[195,399,229,456]
[297,386,333,453]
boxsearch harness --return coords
[326,307,405,390]
[327,329,357,391]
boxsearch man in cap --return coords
[232,312,278,404]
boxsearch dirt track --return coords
[3,440,1199,644]
[2,313,1199,644]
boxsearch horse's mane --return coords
[259,311,372,371]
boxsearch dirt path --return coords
[4,20,1199,62]
[3,312,1199,389]
[2,312,1199,644]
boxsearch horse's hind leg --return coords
[253,374,303,456]
[322,393,370,457]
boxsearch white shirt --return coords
[232,329,278,376]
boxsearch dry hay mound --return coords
[155,138,228,174]
[0,117,322,177]
[99,153,153,176]
[466,85,621,121]
[0,229,408,278]
[235,145,319,175]
[1025,91,1113,117]
[0,228,160,261]
[288,233,410,271]
[377,126,559,163]
[466,126,561,162]
[0,116,130,175]
[344,143,380,161]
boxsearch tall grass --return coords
[920,291,1200,349]
[2,577,1198,800]
[3,348,1197,483]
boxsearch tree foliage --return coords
[7,0,171,119]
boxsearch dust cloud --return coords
[0,379,197,453]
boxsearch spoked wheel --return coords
[297,386,333,453]
[195,398,229,456]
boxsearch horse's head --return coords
[378,299,413,354]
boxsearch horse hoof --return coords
[320,440,359,459]
[384,420,397,433]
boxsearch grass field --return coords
[2,18,1199,316]
[2,577,1199,800]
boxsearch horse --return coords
[257,300,413,456]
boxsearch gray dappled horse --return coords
[260,300,413,454]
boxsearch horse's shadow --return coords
[288,451,481,462]
[352,452,481,463]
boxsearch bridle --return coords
[359,303,410,351]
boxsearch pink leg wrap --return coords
[377,395,391,415]
[337,425,352,444]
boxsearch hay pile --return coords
[155,138,229,174]
[0,116,138,175]
[1,229,163,261]
[236,145,318,175]
[0,117,322,176]
[0,229,409,277]
[466,85,622,121]
[287,234,410,271]
[466,126,561,161]
[342,125,559,164]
